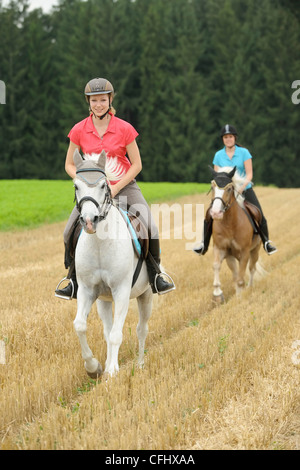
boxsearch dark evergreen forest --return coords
[0,0,299,187]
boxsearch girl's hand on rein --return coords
[110,183,120,199]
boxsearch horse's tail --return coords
[247,257,268,281]
[255,258,268,278]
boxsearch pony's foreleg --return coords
[106,292,130,377]
[136,287,153,368]
[96,299,113,373]
[248,242,261,287]
[226,255,238,283]
[213,247,225,302]
[236,253,250,294]
[73,288,102,379]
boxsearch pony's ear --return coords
[208,165,217,179]
[73,149,83,168]
[228,166,236,179]
[98,150,106,170]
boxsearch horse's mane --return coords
[216,166,246,206]
[83,153,126,182]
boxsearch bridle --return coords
[210,180,236,213]
[74,168,112,223]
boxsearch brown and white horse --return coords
[209,167,261,302]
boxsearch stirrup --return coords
[55,277,75,300]
[154,272,176,295]
[264,240,277,255]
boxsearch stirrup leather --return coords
[55,277,75,300]
[154,272,176,295]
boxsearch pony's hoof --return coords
[213,293,225,304]
[86,362,103,379]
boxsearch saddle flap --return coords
[244,200,262,225]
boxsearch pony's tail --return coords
[247,257,268,281]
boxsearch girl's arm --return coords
[65,141,81,179]
[110,139,142,198]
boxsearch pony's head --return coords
[73,149,111,233]
[209,166,245,220]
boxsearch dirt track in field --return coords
[0,187,299,450]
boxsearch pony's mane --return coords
[216,166,246,205]
[83,153,126,182]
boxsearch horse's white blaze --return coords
[210,186,225,219]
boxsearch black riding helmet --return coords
[220,124,238,137]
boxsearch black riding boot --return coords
[55,269,78,300]
[259,220,277,255]
[193,216,213,256]
[244,187,277,255]
[55,242,78,300]
[146,238,175,294]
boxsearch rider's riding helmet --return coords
[85,78,114,120]
[84,77,114,102]
[220,124,238,137]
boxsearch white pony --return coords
[72,149,153,378]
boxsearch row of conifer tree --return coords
[0,0,299,187]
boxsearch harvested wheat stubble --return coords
[0,188,299,450]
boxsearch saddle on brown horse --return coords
[243,200,262,235]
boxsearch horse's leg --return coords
[73,286,102,378]
[96,299,113,373]
[236,252,250,294]
[213,246,225,303]
[136,287,153,368]
[248,242,261,287]
[226,255,238,284]
[106,290,131,377]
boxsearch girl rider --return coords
[194,124,277,256]
[55,78,175,299]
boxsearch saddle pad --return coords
[118,208,149,259]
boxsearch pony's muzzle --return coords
[210,208,224,220]
[80,214,99,233]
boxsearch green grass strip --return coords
[0,180,209,231]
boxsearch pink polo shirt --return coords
[68,113,139,184]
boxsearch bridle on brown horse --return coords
[210,180,237,213]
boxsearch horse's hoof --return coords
[213,293,225,304]
[86,362,103,379]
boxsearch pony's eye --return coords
[74,184,78,190]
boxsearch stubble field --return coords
[0,187,299,450]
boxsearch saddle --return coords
[243,200,262,225]
[65,208,149,287]
[242,200,262,235]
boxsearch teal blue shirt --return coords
[213,145,252,190]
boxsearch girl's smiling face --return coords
[89,93,110,118]
[223,134,236,148]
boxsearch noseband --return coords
[211,181,236,213]
[75,168,112,222]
